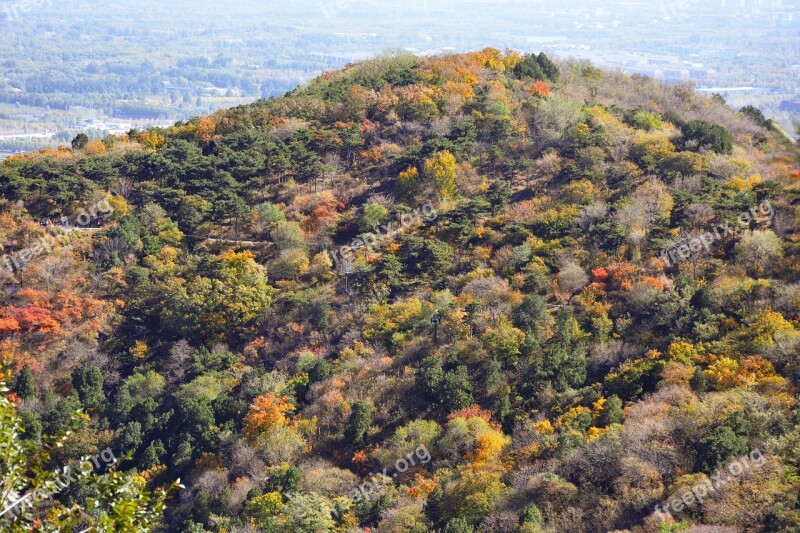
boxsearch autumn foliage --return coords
[2,50,800,533]
[242,393,296,443]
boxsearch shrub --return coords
[695,426,749,473]
[681,120,733,154]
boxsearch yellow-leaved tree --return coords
[424,150,458,199]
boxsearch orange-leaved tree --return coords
[242,393,296,444]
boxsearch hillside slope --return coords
[2,50,800,532]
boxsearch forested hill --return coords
[2,50,800,532]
